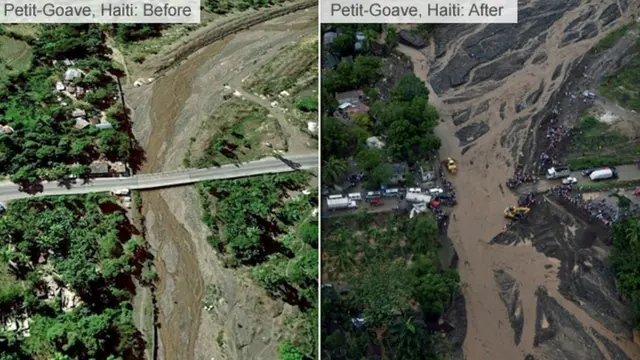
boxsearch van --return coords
[366,191,382,199]
[384,188,400,197]
[328,194,343,199]
[429,188,444,195]
[407,188,422,193]
[589,168,617,181]
[348,193,362,201]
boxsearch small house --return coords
[355,32,366,51]
[74,118,90,129]
[64,68,81,82]
[0,125,14,135]
[344,103,369,116]
[89,162,110,177]
[111,162,127,176]
[71,108,86,118]
[95,123,113,130]
[336,89,367,106]
[366,137,385,149]
[323,31,338,46]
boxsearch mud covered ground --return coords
[124,9,317,360]
[492,197,637,359]
[397,0,640,358]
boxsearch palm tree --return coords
[386,314,430,359]
[322,157,348,186]
[624,218,640,249]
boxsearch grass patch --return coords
[567,115,640,170]
[593,23,631,53]
[576,179,640,192]
[0,35,32,77]
[295,96,318,112]
[247,34,317,97]
[118,23,207,65]
[0,24,39,39]
[599,49,640,110]
[184,98,285,168]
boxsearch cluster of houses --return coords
[335,89,370,123]
[53,59,113,131]
[87,161,129,177]
[323,30,368,69]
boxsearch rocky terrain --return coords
[398,0,640,359]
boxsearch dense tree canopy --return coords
[0,195,147,359]
[321,214,460,359]
[371,75,441,164]
[323,56,384,94]
[610,216,640,326]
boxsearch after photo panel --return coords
[320,23,463,359]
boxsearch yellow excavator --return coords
[504,206,530,220]
[445,157,457,174]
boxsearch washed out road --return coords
[0,154,317,202]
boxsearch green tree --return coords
[331,34,355,56]
[279,342,305,360]
[71,165,91,178]
[366,163,393,189]
[205,0,234,14]
[385,25,399,52]
[352,56,383,87]
[409,254,459,317]
[10,165,38,184]
[356,148,385,171]
[392,74,430,102]
[386,314,430,359]
[322,157,348,185]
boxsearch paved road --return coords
[514,164,640,195]
[0,154,317,202]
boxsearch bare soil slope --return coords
[398,1,640,359]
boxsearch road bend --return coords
[0,154,317,202]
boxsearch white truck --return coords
[326,196,357,210]
[589,168,617,181]
[405,192,432,203]
[111,188,130,196]
[546,167,571,180]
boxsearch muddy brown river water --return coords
[398,0,640,358]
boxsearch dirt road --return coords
[126,8,317,360]
[398,1,640,359]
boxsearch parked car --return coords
[562,177,578,185]
[366,191,382,199]
[370,198,384,206]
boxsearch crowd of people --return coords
[538,124,574,169]
[549,185,640,227]
[506,165,539,189]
